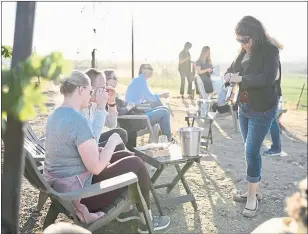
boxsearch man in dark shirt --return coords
[178,42,192,99]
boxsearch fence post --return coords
[296,82,306,110]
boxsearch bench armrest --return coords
[118,115,149,120]
[55,172,138,201]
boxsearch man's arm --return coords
[139,78,160,103]
[91,107,108,141]
[105,105,118,128]
[81,107,108,142]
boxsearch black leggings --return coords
[80,151,151,212]
[98,128,128,151]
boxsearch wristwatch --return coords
[108,103,116,107]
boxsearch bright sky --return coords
[2,2,307,63]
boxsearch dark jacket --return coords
[115,95,147,132]
[225,42,280,112]
[276,61,282,97]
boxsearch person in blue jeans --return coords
[125,64,172,141]
[224,16,281,217]
[264,38,284,156]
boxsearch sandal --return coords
[233,192,263,203]
[243,200,259,217]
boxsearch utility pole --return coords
[91,2,97,68]
[131,13,135,78]
[1,2,36,234]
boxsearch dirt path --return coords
[18,85,307,233]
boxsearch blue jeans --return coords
[238,103,278,183]
[269,118,281,152]
[145,107,172,140]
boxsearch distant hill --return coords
[2,58,307,77]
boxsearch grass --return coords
[119,75,307,110]
[281,77,307,110]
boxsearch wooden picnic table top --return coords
[134,144,202,168]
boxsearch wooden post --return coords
[1,2,36,234]
[131,13,134,78]
[296,82,306,110]
[91,49,96,68]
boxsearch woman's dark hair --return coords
[235,16,270,52]
[184,42,192,50]
[104,70,114,80]
[198,46,212,64]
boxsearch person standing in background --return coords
[178,42,193,99]
[195,46,214,95]
[264,36,284,157]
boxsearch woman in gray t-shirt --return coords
[195,46,214,94]
[44,70,170,232]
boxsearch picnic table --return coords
[134,144,202,215]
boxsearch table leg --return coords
[186,117,191,127]
[208,120,213,144]
[191,118,195,127]
[151,165,165,184]
[149,165,165,215]
[174,164,198,211]
[149,182,163,216]
[166,161,194,194]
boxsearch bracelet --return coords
[108,103,116,107]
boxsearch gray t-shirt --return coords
[44,107,95,186]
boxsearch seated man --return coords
[125,64,173,141]
[105,70,150,151]
[83,68,128,150]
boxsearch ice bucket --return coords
[178,127,203,157]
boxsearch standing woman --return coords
[195,46,214,95]
[224,16,280,217]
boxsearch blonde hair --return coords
[266,32,284,50]
[285,178,307,232]
[198,46,212,64]
[60,70,91,95]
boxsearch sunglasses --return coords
[236,37,251,44]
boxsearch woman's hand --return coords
[96,88,109,109]
[106,86,117,105]
[230,73,242,83]
[224,73,233,82]
[206,68,213,73]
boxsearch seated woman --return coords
[104,70,148,151]
[43,70,170,233]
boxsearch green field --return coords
[120,75,307,110]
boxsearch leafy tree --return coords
[1,52,72,132]
[1,45,12,58]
